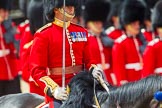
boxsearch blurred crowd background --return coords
[0,0,162,97]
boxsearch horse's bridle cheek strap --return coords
[93,78,101,108]
[94,95,101,108]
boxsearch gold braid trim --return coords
[23,40,33,49]
[39,76,59,94]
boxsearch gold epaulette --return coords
[36,23,52,33]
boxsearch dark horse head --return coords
[61,71,112,108]
[61,73,162,108]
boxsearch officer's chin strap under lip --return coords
[59,8,75,19]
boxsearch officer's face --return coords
[64,6,75,16]
[126,21,140,36]
[54,6,75,22]
[0,9,9,23]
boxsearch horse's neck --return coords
[108,78,162,108]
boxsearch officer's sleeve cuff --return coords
[39,76,59,95]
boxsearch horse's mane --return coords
[61,71,109,108]
[109,75,162,107]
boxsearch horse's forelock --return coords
[61,71,110,108]
[61,71,96,108]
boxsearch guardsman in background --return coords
[105,1,123,40]
[15,20,29,41]
[19,0,30,19]
[142,0,162,77]
[30,0,104,107]
[141,0,159,42]
[71,0,82,25]
[16,0,30,40]
[112,0,146,86]
[20,0,44,96]
[84,0,115,85]
[0,0,21,96]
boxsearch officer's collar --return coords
[53,18,70,28]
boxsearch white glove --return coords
[53,87,68,101]
[92,66,103,80]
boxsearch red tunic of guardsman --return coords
[112,0,146,86]
[105,26,123,40]
[20,0,44,96]
[141,0,157,43]
[105,0,121,40]
[142,1,162,77]
[88,34,114,84]
[20,26,33,82]
[142,38,162,77]
[21,26,45,96]
[83,0,115,85]
[113,34,143,85]
[15,20,29,40]
[0,23,18,80]
[141,28,153,42]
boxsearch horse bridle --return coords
[93,76,122,108]
[93,75,111,108]
[93,79,101,108]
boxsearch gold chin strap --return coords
[53,18,70,28]
[94,94,101,108]
[88,22,102,34]
[59,8,75,19]
[66,85,71,94]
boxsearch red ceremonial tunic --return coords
[20,26,44,96]
[0,24,18,80]
[141,29,153,42]
[142,38,162,77]
[105,26,123,40]
[30,18,94,101]
[112,33,143,86]
[88,34,113,85]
